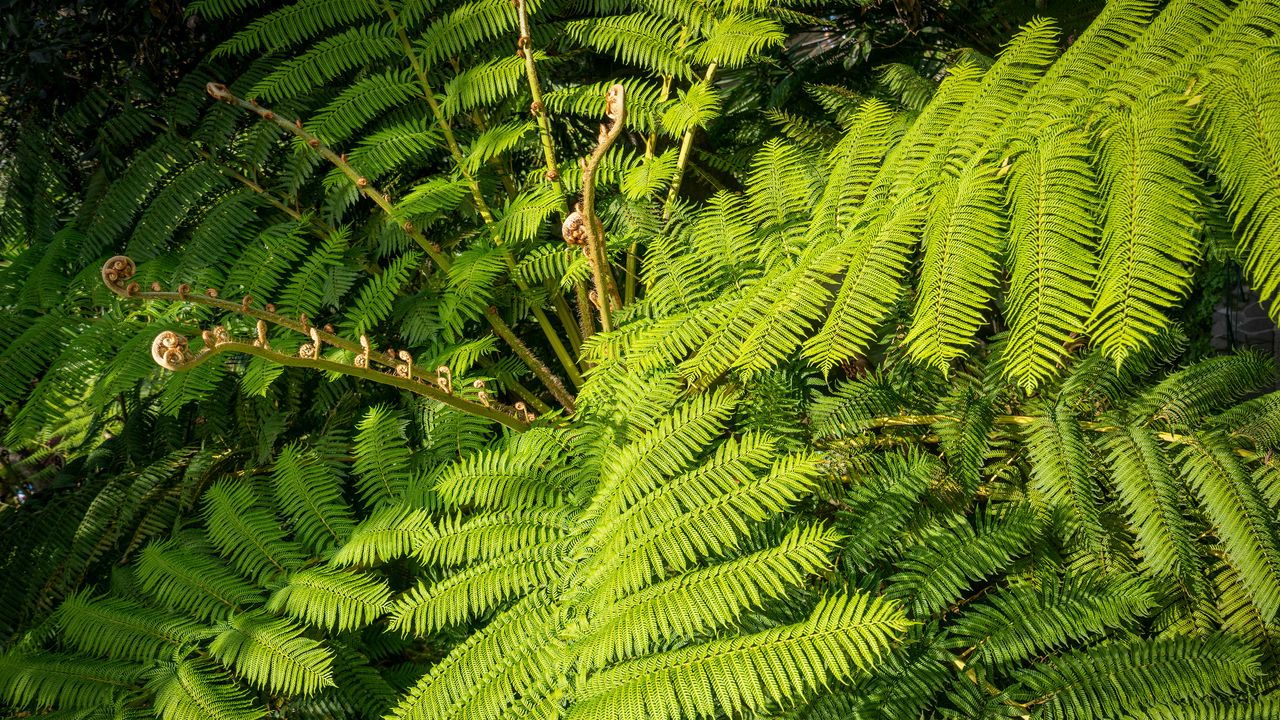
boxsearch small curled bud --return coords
[308,138,320,148]
[546,169,558,182]
[100,256,136,293]
[356,176,369,188]
[213,326,231,344]
[340,153,348,163]
[150,281,162,292]
[530,100,543,116]
[178,283,191,299]
[299,313,310,334]
[295,119,303,129]
[473,379,492,407]
[395,351,412,378]
[255,319,268,349]
[205,82,230,101]
[125,282,141,296]
[323,324,335,334]
[242,295,253,312]
[605,83,625,122]
[205,288,218,298]
[151,331,194,370]
[265,303,276,313]
[436,365,453,394]
[403,220,414,233]
[354,334,371,369]
[263,111,274,120]
[561,206,588,247]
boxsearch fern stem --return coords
[485,306,577,412]
[663,62,718,219]
[483,304,576,412]
[515,0,564,198]
[576,284,596,346]
[578,85,629,331]
[103,278,529,429]
[553,295,583,355]
[170,339,529,431]
[502,374,553,415]
[385,3,584,384]
[501,253,584,388]
[822,413,1256,457]
[624,241,639,305]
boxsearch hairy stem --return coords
[515,0,564,197]
[102,265,528,430]
[485,307,577,412]
[579,85,628,331]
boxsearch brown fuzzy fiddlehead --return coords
[151,331,197,371]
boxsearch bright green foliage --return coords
[5,0,1280,718]
[208,611,335,696]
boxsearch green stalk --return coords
[663,62,718,219]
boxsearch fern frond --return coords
[1203,49,1280,324]
[389,594,557,720]
[1004,128,1100,390]
[888,503,1043,616]
[271,443,356,553]
[905,163,1007,370]
[251,24,400,102]
[588,451,821,606]
[1024,404,1109,564]
[432,430,575,510]
[1089,94,1202,363]
[1101,424,1202,584]
[443,54,534,119]
[208,610,335,696]
[414,0,518,70]
[148,657,263,720]
[0,652,144,710]
[836,451,940,571]
[579,523,839,671]
[55,592,210,662]
[566,14,692,79]
[1180,432,1280,620]
[691,14,784,68]
[947,574,1153,669]
[415,508,575,568]
[1013,635,1259,719]
[136,540,264,621]
[353,405,415,507]
[203,482,307,584]
[567,593,909,720]
[266,566,392,633]
[331,503,434,567]
[388,539,570,635]
[311,68,420,144]
[1135,350,1276,426]
[215,0,382,56]
[342,251,420,337]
